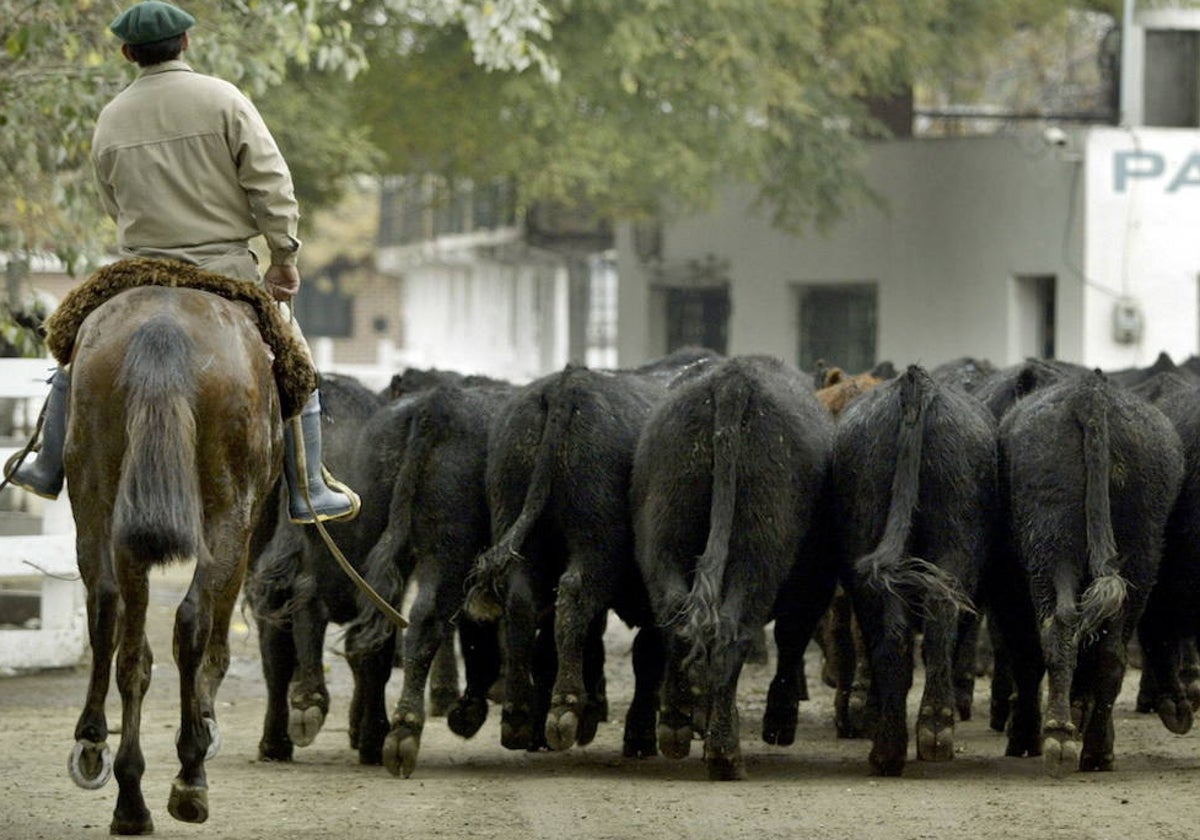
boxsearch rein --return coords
[300,485,409,630]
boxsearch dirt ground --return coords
[4,563,1200,840]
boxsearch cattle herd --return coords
[242,347,1200,785]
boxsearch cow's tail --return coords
[676,372,750,669]
[464,372,574,623]
[350,404,436,653]
[112,316,203,566]
[854,367,974,627]
[1075,376,1125,644]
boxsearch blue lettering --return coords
[1114,150,1164,192]
[1168,152,1200,192]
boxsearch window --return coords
[293,263,353,338]
[796,284,877,373]
[666,287,730,355]
[1011,275,1056,360]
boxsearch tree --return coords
[0,0,555,286]
[354,0,1115,233]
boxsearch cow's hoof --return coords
[501,706,534,751]
[868,745,906,777]
[1157,697,1194,735]
[447,696,488,739]
[1042,725,1079,777]
[622,720,657,759]
[383,723,421,778]
[657,719,692,760]
[705,751,746,781]
[430,687,458,718]
[288,705,325,748]
[167,778,209,824]
[762,704,797,746]
[1079,750,1114,772]
[916,706,955,762]
[545,699,580,752]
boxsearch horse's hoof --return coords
[110,809,154,836]
[288,705,326,748]
[167,778,209,824]
[68,739,112,790]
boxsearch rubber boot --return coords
[8,367,69,499]
[283,390,360,524]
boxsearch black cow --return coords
[1128,370,1200,732]
[995,369,1183,774]
[830,365,996,776]
[345,376,514,777]
[245,373,387,761]
[633,355,835,780]
[246,371,468,764]
[464,350,717,758]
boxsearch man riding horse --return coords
[10,0,358,525]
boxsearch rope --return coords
[301,481,409,630]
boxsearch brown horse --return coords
[63,285,283,835]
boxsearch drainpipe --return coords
[1119,0,1137,127]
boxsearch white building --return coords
[614,6,1200,374]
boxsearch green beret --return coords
[110,1,195,46]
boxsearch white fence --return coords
[0,358,86,671]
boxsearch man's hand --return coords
[265,264,301,301]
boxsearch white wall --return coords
[396,250,569,383]
[1083,127,1200,369]
[618,128,1200,373]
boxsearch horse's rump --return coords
[66,285,283,567]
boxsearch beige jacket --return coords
[92,60,300,278]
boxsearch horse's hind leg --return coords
[69,542,120,793]
[111,556,156,835]
[168,562,218,825]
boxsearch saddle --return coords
[44,257,316,418]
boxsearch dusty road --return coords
[4,562,1200,840]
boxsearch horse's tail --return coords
[464,368,576,623]
[1075,374,1125,643]
[113,315,203,565]
[677,369,750,669]
[854,366,974,624]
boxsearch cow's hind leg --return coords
[253,592,298,761]
[546,558,612,751]
[916,599,959,762]
[861,594,914,777]
[1041,602,1081,776]
[287,593,331,748]
[382,580,444,777]
[446,617,498,739]
[623,625,662,758]
[703,640,748,781]
[657,632,695,760]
